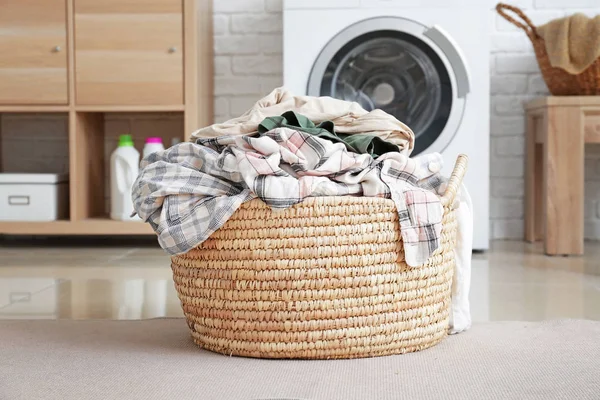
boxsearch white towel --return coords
[449,183,473,334]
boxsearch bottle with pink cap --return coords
[143,137,165,158]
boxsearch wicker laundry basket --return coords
[496,3,600,95]
[171,155,468,359]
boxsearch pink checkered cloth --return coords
[132,127,446,266]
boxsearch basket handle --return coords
[441,154,468,208]
[496,3,539,38]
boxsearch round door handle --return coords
[168,47,177,53]
[53,45,61,52]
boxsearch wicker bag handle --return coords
[440,154,468,208]
[496,3,540,38]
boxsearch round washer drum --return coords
[307,17,471,156]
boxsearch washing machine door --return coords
[307,17,470,156]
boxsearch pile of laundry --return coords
[132,87,472,334]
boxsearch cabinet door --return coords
[0,0,68,104]
[75,0,183,106]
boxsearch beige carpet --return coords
[2,319,599,400]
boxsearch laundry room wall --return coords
[3,1,599,240]
[212,0,600,240]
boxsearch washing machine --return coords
[283,0,490,250]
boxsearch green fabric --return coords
[258,111,335,135]
[258,111,399,158]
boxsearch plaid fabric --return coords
[132,127,446,266]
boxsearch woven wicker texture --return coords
[496,3,600,96]
[171,155,468,359]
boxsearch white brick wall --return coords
[212,0,283,122]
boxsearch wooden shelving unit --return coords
[0,0,213,236]
[0,219,153,235]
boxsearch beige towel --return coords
[538,13,600,74]
[192,87,415,155]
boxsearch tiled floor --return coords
[1,240,599,321]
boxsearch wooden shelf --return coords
[0,0,213,237]
[74,105,185,112]
[0,105,70,113]
[526,96,600,110]
[0,219,154,235]
[0,105,186,113]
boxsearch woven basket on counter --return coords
[171,155,468,359]
[496,3,600,95]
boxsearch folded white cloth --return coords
[192,87,415,155]
[448,183,473,334]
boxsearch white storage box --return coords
[0,173,69,221]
